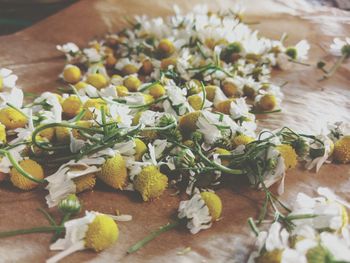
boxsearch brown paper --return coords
[0,0,349,262]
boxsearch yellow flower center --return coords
[134,138,147,161]
[98,154,128,189]
[63,65,81,84]
[143,94,154,104]
[105,53,117,67]
[55,126,71,143]
[121,64,139,75]
[38,127,55,141]
[333,136,350,164]
[306,245,329,263]
[187,95,203,111]
[214,148,231,167]
[205,85,218,101]
[215,98,236,114]
[179,111,201,134]
[149,83,166,99]
[140,59,154,75]
[72,120,92,140]
[0,107,28,130]
[160,57,177,70]
[86,73,108,89]
[0,77,3,91]
[83,98,107,120]
[115,85,129,97]
[62,96,82,118]
[259,94,277,111]
[10,159,44,190]
[0,123,6,143]
[276,144,298,169]
[85,214,119,252]
[134,165,168,201]
[75,81,88,91]
[123,76,141,92]
[232,134,254,147]
[158,38,175,57]
[71,170,96,193]
[200,191,222,221]
[256,249,283,263]
[222,81,240,97]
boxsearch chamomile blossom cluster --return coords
[56,5,312,117]
[248,187,350,263]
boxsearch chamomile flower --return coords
[229,97,251,120]
[10,159,44,190]
[0,86,24,108]
[0,68,17,90]
[56,42,80,57]
[83,48,103,63]
[285,40,310,61]
[133,165,168,201]
[178,190,222,234]
[47,211,119,263]
[330,37,350,57]
[305,135,333,172]
[98,153,128,190]
[327,121,350,142]
[45,161,101,207]
[333,136,350,163]
[289,189,348,232]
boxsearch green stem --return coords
[6,103,30,119]
[0,226,64,238]
[248,217,259,236]
[129,96,168,109]
[250,109,282,114]
[127,220,181,254]
[32,122,104,151]
[320,54,346,81]
[139,81,160,92]
[194,141,243,175]
[37,208,57,226]
[288,59,311,67]
[200,82,207,110]
[284,214,317,221]
[52,213,71,242]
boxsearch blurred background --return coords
[0,0,348,36]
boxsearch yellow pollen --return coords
[149,83,166,99]
[98,154,128,189]
[0,123,6,143]
[0,107,27,130]
[134,138,147,161]
[232,134,254,147]
[333,136,350,164]
[63,65,81,84]
[115,85,129,97]
[276,144,298,169]
[10,159,44,190]
[123,76,141,92]
[259,94,277,111]
[86,73,108,89]
[134,165,168,201]
[200,191,222,221]
[179,111,201,134]
[85,214,119,252]
[62,96,82,118]
[187,95,203,111]
[215,98,235,114]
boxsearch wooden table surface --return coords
[0,0,349,262]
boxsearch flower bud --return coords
[58,194,81,215]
